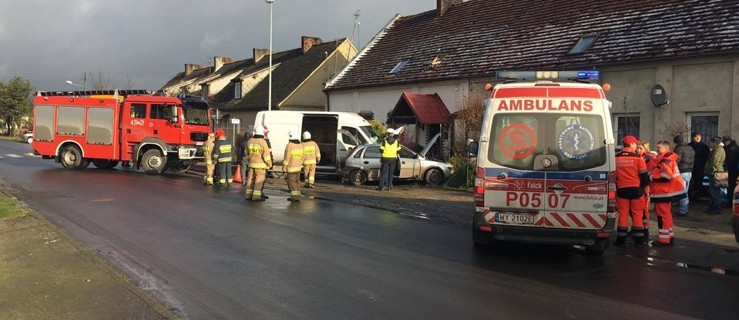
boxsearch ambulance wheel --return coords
[472,218,495,250]
[349,169,367,186]
[425,168,444,185]
[60,145,85,170]
[92,160,119,169]
[141,149,167,175]
[585,239,608,256]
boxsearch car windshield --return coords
[359,126,382,144]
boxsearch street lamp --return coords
[65,80,85,90]
[266,0,274,111]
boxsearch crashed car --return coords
[20,131,33,144]
[343,133,453,185]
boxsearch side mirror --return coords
[468,141,479,158]
[169,117,178,123]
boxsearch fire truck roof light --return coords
[496,71,600,81]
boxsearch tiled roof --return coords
[214,40,345,111]
[393,92,450,125]
[326,0,739,91]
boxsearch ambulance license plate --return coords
[495,212,535,225]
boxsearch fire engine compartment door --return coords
[85,107,116,159]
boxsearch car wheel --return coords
[425,168,444,185]
[60,145,86,170]
[141,149,167,175]
[26,137,33,144]
[349,169,368,186]
[585,238,609,256]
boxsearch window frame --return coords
[687,112,719,140]
[567,35,598,55]
[612,113,641,146]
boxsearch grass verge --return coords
[0,192,30,220]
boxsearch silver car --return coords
[343,134,453,185]
[20,131,33,144]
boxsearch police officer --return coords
[378,128,401,191]
[650,140,687,246]
[283,130,304,201]
[213,129,233,186]
[245,125,272,201]
[203,132,216,185]
[613,135,650,247]
[302,131,320,188]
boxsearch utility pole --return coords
[83,72,87,91]
[352,10,361,49]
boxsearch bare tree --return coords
[657,120,691,142]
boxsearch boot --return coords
[613,236,626,247]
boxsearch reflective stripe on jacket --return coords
[283,142,304,173]
[247,136,272,169]
[302,140,320,165]
[380,139,400,159]
[650,151,687,203]
[214,138,232,162]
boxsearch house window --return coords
[567,35,598,55]
[389,59,409,74]
[613,114,640,145]
[688,112,719,140]
[234,81,242,99]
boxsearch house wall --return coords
[283,41,357,109]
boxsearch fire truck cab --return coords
[469,71,617,255]
[32,90,212,174]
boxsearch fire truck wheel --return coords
[141,149,167,175]
[60,145,86,170]
[92,160,119,169]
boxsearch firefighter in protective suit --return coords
[302,131,320,188]
[613,135,650,247]
[649,140,687,246]
[245,125,272,201]
[213,129,233,186]
[283,130,304,201]
[203,132,216,185]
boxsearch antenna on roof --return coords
[351,10,361,49]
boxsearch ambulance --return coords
[469,71,617,255]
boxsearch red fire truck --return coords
[31,90,212,175]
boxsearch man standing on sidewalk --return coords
[378,128,401,191]
[245,125,272,201]
[674,135,695,216]
[650,140,687,246]
[689,132,710,201]
[283,130,304,202]
[302,131,320,188]
[613,135,650,247]
[706,136,726,214]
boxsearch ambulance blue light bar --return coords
[496,71,600,81]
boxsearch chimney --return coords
[185,63,201,76]
[437,0,462,16]
[301,36,323,54]
[214,56,230,72]
[253,48,270,63]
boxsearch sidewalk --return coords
[0,190,178,320]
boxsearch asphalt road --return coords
[1,140,738,320]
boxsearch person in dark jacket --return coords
[674,135,695,216]
[723,136,739,204]
[689,132,710,201]
[237,131,251,187]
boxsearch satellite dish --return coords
[651,84,667,107]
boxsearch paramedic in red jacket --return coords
[649,140,687,246]
[614,136,651,247]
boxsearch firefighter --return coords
[283,130,304,201]
[650,140,687,246]
[203,132,216,185]
[213,129,233,186]
[613,135,650,247]
[245,125,272,201]
[302,131,320,188]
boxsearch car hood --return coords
[419,133,441,157]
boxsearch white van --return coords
[254,111,382,173]
[470,71,617,255]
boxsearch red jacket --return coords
[615,147,650,199]
[649,151,687,203]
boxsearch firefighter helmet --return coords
[289,130,300,140]
[302,131,311,140]
[254,125,265,136]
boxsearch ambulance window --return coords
[57,106,85,136]
[87,108,114,145]
[488,115,542,170]
[130,104,146,119]
[553,114,606,170]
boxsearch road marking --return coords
[6,154,22,158]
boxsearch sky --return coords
[0,0,435,92]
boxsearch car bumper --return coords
[472,212,615,246]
